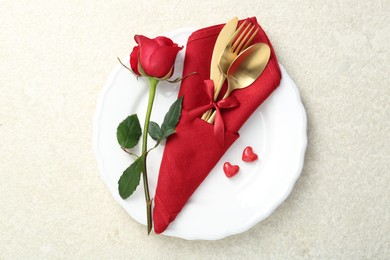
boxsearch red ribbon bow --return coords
[187,80,239,146]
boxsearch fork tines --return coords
[231,20,259,54]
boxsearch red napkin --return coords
[153,17,281,234]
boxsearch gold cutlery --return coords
[207,43,271,124]
[201,17,238,120]
[202,20,258,121]
[209,17,238,96]
[213,21,258,100]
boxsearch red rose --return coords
[129,35,183,79]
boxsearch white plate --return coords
[93,28,307,240]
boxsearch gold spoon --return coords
[207,43,271,124]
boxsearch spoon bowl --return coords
[225,43,271,98]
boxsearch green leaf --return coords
[137,154,146,173]
[148,121,162,141]
[117,114,142,149]
[160,97,183,139]
[161,128,176,139]
[118,158,143,199]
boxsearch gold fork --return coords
[202,20,259,120]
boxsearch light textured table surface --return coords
[1,0,389,259]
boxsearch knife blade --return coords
[210,17,238,93]
[201,17,238,120]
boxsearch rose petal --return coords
[154,36,174,47]
[134,35,159,73]
[144,45,183,78]
[129,46,140,76]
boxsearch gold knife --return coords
[202,17,238,120]
[210,17,238,88]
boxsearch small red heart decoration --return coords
[242,146,258,162]
[223,162,240,178]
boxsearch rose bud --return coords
[129,35,183,79]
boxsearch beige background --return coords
[1,0,389,259]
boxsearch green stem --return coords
[142,77,158,235]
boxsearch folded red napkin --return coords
[153,17,282,234]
